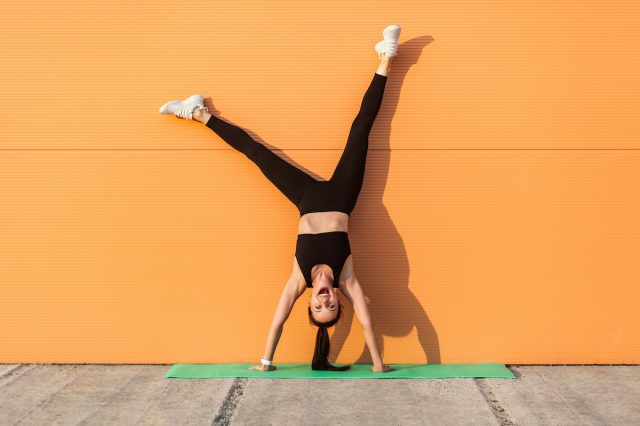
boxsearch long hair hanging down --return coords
[307,305,351,371]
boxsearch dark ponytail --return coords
[307,304,351,371]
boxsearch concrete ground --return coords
[0,364,638,425]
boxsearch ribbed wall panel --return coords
[1,0,639,363]
[1,150,639,363]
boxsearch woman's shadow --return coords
[206,36,440,365]
[327,36,442,365]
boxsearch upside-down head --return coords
[307,270,350,371]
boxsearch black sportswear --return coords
[205,73,387,287]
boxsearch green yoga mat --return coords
[165,363,515,379]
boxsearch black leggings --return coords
[205,72,388,215]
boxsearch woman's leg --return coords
[329,54,392,202]
[193,108,316,207]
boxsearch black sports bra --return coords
[295,231,352,288]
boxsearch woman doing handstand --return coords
[159,25,402,372]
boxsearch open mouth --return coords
[319,287,330,295]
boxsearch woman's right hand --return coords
[371,364,395,373]
[249,364,277,371]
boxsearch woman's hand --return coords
[371,364,395,373]
[249,364,277,371]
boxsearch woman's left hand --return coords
[249,364,276,371]
[371,364,395,372]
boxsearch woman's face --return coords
[308,269,339,322]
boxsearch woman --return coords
[160,25,402,372]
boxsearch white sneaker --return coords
[159,94,208,120]
[374,24,402,59]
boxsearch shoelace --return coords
[180,105,193,119]
[384,39,398,55]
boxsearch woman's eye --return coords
[329,305,335,308]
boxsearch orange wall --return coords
[1,1,639,364]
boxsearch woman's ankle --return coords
[192,106,211,123]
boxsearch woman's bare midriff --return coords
[297,211,349,235]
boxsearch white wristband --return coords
[261,357,273,366]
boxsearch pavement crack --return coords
[212,377,248,426]
[474,377,517,426]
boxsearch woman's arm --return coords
[250,275,302,370]
[340,277,392,371]
[264,278,299,359]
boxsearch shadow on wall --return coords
[330,36,442,365]
[205,35,440,364]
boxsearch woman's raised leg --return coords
[329,54,391,203]
[193,108,315,207]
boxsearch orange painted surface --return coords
[1,1,639,364]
